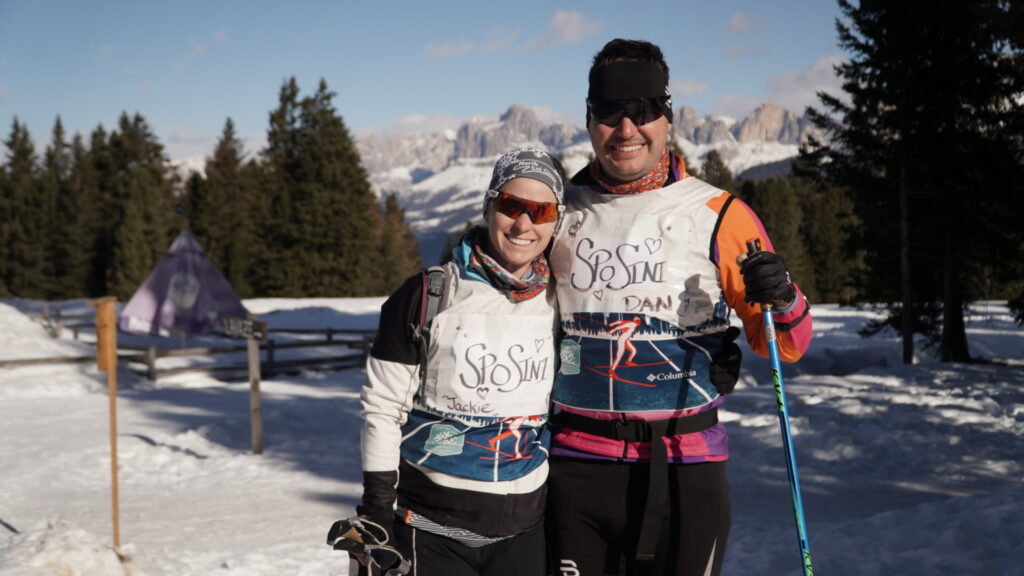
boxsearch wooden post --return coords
[88,296,120,550]
[361,334,374,363]
[54,304,63,338]
[145,345,158,381]
[222,314,268,456]
[248,336,263,455]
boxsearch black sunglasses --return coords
[587,97,670,127]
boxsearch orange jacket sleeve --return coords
[707,193,812,362]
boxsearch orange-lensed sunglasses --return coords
[486,190,564,224]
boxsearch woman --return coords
[348,148,564,575]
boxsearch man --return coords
[546,39,813,576]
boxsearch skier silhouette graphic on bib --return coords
[466,415,544,461]
[607,316,643,374]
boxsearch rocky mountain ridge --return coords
[357,102,816,190]
[357,102,819,264]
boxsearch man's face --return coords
[588,112,671,184]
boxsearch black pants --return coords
[546,457,731,576]
[391,521,546,576]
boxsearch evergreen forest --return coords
[1,0,1021,364]
[0,78,422,302]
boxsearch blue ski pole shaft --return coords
[745,241,814,576]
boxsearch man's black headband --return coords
[588,61,670,101]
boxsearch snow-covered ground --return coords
[0,298,1021,575]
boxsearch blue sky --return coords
[0,1,845,162]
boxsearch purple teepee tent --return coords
[119,231,249,336]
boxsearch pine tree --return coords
[798,180,860,304]
[699,149,733,191]
[190,118,255,297]
[804,0,1024,362]
[63,133,103,298]
[1,119,47,297]
[42,118,89,299]
[669,139,690,172]
[0,155,8,296]
[298,78,382,296]
[257,77,385,297]
[253,78,303,296]
[109,175,151,300]
[86,125,115,296]
[377,193,422,291]
[440,221,475,266]
[105,112,181,300]
[744,177,816,302]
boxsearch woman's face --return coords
[485,177,558,278]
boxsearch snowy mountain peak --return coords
[356,103,819,264]
[734,102,813,144]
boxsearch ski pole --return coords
[744,241,814,576]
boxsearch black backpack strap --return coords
[413,266,447,399]
[708,193,738,264]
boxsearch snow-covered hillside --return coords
[1,298,1022,575]
[357,103,817,265]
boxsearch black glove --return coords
[327,513,410,574]
[356,470,400,543]
[710,327,742,395]
[740,251,796,307]
[331,469,405,573]
[354,504,395,543]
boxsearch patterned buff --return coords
[468,229,551,303]
[589,146,673,195]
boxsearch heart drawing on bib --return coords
[593,290,604,300]
[535,339,545,352]
[645,238,662,254]
[476,387,490,400]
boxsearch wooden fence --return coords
[1,322,376,381]
[122,330,375,380]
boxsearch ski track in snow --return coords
[0,299,1021,575]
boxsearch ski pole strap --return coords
[552,409,718,441]
[772,299,811,333]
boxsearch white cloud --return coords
[520,10,602,52]
[99,43,116,57]
[723,12,756,35]
[140,82,157,94]
[169,128,214,145]
[425,11,599,59]
[353,106,577,139]
[726,45,771,60]
[713,94,763,118]
[710,55,845,119]
[0,86,8,104]
[174,29,229,69]
[765,54,845,114]
[164,128,219,164]
[671,78,708,97]
[528,105,576,125]
[355,113,467,138]
[425,29,519,60]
